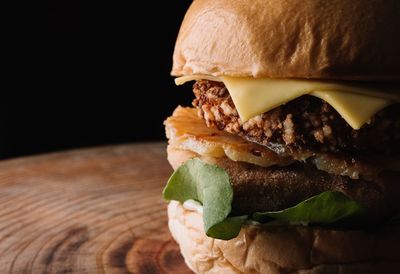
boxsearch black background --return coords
[4,1,193,159]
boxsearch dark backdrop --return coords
[4,1,193,159]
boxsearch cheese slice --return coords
[175,75,221,85]
[175,75,399,129]
[311,91,390,129]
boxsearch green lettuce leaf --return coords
[252,191,365,224]
[163,158,234,239]
[207,215,248,240]
[163,159,366,240]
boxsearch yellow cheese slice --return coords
[311,91,390,129]
[175,75,399,129]
[175,75,221,85]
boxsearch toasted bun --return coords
[172,0,400,81]
[168,201,400,274]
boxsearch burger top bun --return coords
[172,0,400,81]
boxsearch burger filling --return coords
[193,80,400,156]
[163,78,400,240]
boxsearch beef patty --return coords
[193,80,400,156]
[201,155,400,223]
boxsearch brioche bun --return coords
[172,0,400,81]
[168,201,400,274]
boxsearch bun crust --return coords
[172,0,400,81]
[168,201,400,274]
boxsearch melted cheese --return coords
[175,75,221,85]
[311,91,390,129]
[175,75,399,129]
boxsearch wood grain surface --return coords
[0,143,193,274]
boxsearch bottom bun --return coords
[168,201,400,274]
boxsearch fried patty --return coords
[168,146,400,223]
[203,155,400,223]
[193,80,400,156]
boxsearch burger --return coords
[163,0,400,273]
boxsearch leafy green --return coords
[207,215,248,240]
[163,159,367,241]
[163,158,234,239]
[252,191,365,224]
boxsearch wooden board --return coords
[0,143,193,274]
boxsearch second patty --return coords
[193,80,400,156]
